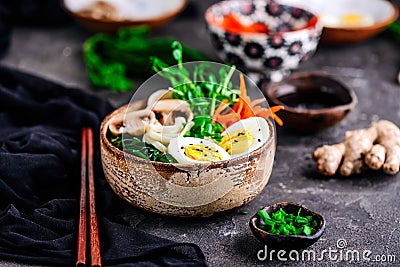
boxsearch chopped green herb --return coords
[110,134,177,163]
[257,208,318,236]
[303,225,312,236]
[239,211,249,215]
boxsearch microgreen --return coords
[151,42,239,141]
[184,116,224,141]
[257,208,318,236]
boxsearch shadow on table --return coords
[301,165,397,188]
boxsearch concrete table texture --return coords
[1,0,400,266]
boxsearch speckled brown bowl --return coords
[100,102,276,217]
[265,72,357,133]
[249,202,325,250]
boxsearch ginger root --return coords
[313,120,400,176]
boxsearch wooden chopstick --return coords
[87,128,102,267]
[77,128,87,267]
[76,128,102,267]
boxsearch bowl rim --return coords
[100,103,276,168]
[322,0,399,31]
[265,71,358,115]
[61,0,188,25]
[205,0,323,37]
[249,201,326,240]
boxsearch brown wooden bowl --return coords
[100,102,276,217]
[249,202,325,250]
[61,0,187,33]
[265,72,357,133]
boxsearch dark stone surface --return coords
[1,0,400,266]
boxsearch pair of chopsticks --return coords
[77,128,102,267]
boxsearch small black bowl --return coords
[249,202,325,250]
[265,72,358,133]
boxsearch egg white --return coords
[222,117,269,158]
[168,137,231,164]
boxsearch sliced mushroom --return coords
[147,88,174,108]
[109,109,155,137]
[142,135,167,153]
[152,99,193,124]
[108,113,125,136]
[108,90,192,147]
[125,109,156,136]
[148,117,186,133]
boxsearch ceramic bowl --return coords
[249,202,325,250]
[205,0,323,82]
[289,0,399,43]
[320,0,398,43]
[62,0,187,32]
[265,72,358,133]
[100,101,276,217]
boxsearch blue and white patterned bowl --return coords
[205,0,323,82]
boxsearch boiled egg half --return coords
[168,137,231,164]
[219,117,269,158]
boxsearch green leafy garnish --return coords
[183,115,224,142]
[83,26,209,91]
[257,208,318,236]
[151,41,239,141]
[110,134,177,163]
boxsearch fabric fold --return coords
[0,65,207,266]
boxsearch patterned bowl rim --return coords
[205,0,323,37]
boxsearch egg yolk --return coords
[184,144,223,162]
[219,129,254,155]
[340,13,369,27]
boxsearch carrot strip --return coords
[222,14,269,34]
[270,105,285,113]
[255,107,284,126]
[250,98,266,106]
[214,113,240,128]
[232,97,243,114]
[272,114,283,126]
[239,74,246,99]
[212,74,285,127]
[213,99,229,123]
[238,74,254,119]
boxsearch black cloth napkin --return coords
[0,65,207,267]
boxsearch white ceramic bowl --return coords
[62,0,187,32]
[284,0,399,43]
